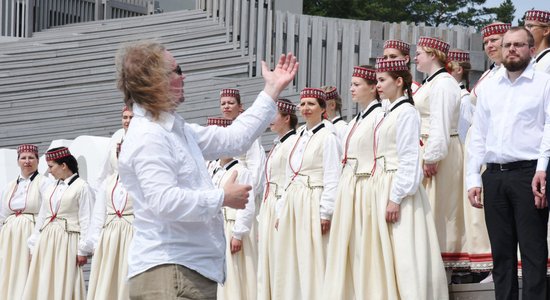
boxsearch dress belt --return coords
[486,160,537,172]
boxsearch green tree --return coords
[482,0,516,24]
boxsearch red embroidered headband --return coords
[352,66,376,81]
[277,99,297,114]
[447,50,470,63]
[384,40,411,54]
[480,23,511,38]
[417,36,450,55]
[220,88,240,98]
[300,88,327,101]
[45,147,71,161]
[207,117,233,127]
[324,87,339,101]
[375,59,408,73]
[17,144,38,155]
[525,10,550,24]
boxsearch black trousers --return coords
[483,165,548,300]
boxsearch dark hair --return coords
[508,26,535,48]
[385,69,415,104]
[47,147,79,174]
[278,98,298,129]
[359,65,381,100]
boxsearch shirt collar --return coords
[133,103,177,132]
[498,61,535,84]
[60,173,79,185]
[275,129,296,144]
[387,96,410,111]
[536,48,550,63]
[18,170,39,183]
[331,115,343,124]
[301,122,325,137]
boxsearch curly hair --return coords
[116,41,176,120]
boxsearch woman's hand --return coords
[76,255,87,266]
[230,237,243,254]
[386,201,401,223]
[423,162,438,178]
[321,219,331,235]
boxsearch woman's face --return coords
[414,47,432,73]
[350,77,376,105]
[220,96,242,120]
[383,48,410,64]
[299,97,324,125]
[270,112,289,135]
[376,72,400,101]
[47,161,65,180]
[121,110,134,132]
[18,152,38,177]
[165,50,185,106]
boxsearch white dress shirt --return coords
[535,48,550,74]
[467,62,550,190]
[383,97,424,204]
[0,172,51,226]
[212,160,255,240]
[118,91,276,283]
[28,173,94,256]
[285,122,342,220]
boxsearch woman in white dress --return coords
[383,39,421,93]
[414,36,466,273]
[86,142,134,300]
[273,88,342,300]
[257,99,297,300]
[0,144,50,300]
[369,58,447,299]
[323,66,383,299]
[23,147,94,300]
[220,88,266,203]
[321,86,347,141]
[208,116,257,300]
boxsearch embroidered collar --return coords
[536,48,550,63]
[17,170,39,184]
[422,67,447,84]
[300,122,325,136]
[387,96,414,113]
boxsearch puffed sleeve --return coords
[232,168,256,240]
[319,131,342,220]
[78,183,95,256]
[82,178,108,255]
[423,77,460,163]
[390,106,423,204]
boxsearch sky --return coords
[157,0,550,24]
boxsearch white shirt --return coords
[467,62,550,190]
[381,97,424,204]
[237,138,266,198]
[285,122,342,220]
[535,48,550,74]
[212,160,255,240]
[331,115,348,142]
[457,84,473,144]
[28,173,94,256]
[118,91,276,283]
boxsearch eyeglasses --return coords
[173,65,183,76]
[525,24,549,30]
[502,42,530,49]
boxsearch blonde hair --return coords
[422,46,447,67]
[116,41,175,120]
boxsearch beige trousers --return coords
[129,264,217,300]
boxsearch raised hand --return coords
[262,53,299,100]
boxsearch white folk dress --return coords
[331,115,348,142]
[535,48,550,74]
[0,172,49,300]
[22,174,93,300]
[257,129,297,300]
[367,97,448,300]
[237,138,266,204]
[415,68,466,269]
[86,173,134,300]
[323,101,383,300]
[213,160,257,300]
[462,66,500,272]
[273,122,341,300]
